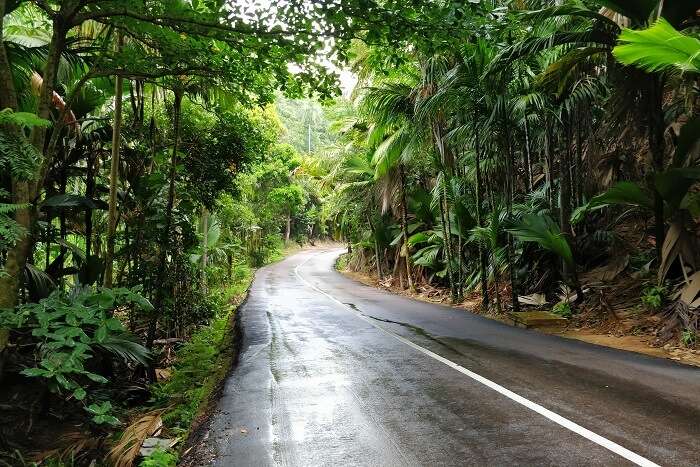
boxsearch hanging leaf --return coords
[654,168,700,211]
[673,115,700,167]
[658,222,698,281]
[41,194,99,210]
[509,214,574,267]
[613,19,700,75]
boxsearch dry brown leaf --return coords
[659,223,683,282]
[582,255,629,284]
[108,410,165,467]
[518,293,547,306]
[155,368,172,382]
[680,272,700,305]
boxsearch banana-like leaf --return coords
[521,4,622,30]
[572,181,652,223]
[597,180,653,208]
[673,115,700,167]
[597,0,657,24]
[654,168,700,211]
[509,214,574,267]
[97,333,151,366]
[407,231,430,247]
[613,19,700,75]
[413,244,441,267]
[41,193,99,210]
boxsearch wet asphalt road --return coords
[203,248,700,467]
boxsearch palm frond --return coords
[613,19,700,75]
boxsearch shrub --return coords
[552,301,573,319]
[0,286,153,423]
[681,329,697,348]
[139,449,178,467]
[641,285,666,311]
[151,316,228,434]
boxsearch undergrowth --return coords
[152,265,252,437]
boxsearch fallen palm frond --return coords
[658,222,698,282]
[657,273,700,343]
[518,293,547,306]
[108,410,165,467]
[580,255,629,284]
[31,431,102,465]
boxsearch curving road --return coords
[201,248,700,467]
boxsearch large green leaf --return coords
[613,19,700,75]
[654,168,700,211]
[673,115,700,166]
[41,194,99,210]
[571,181,653,223]
[372,125,412,180]
[592,181,654,209]
[509,214,574,267]
[597,0,657,24]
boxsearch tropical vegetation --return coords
[1,0,699,464]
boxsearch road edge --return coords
[335,254,700,368]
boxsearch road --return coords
[201,248,700,466]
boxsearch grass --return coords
[152,265,253,432]
[335,253,349,271]
[152,245,304,460]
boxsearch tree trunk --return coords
[439,182,456,302]
[201,207,209,292]
[367,213,383,280]
[0,10,68,311]
[399,165,414,291]
[285,214,291,242]
[544,115,555,210]
[85,153,96,261]
[104,33,124,288]
[58,167,67,286]
[560,116,574,283]
[474,121,490,310]
[649,76,666,261]
[503,121,520,314]
[524,114,533,192]
[0,0,22,374]
[575,107,584,206]
[148,90,183,354]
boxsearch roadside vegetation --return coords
[322,1,700,357]
[0,1,353,464]
[1,0,699,464]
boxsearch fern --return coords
[0,127,42,180]
[0,108,51,129]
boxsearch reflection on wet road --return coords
[202,248,700,467]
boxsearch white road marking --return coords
[294,251,661,467]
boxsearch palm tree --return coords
[499,0,699,262]
[360,80,425,290]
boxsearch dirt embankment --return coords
[339,265,700,368]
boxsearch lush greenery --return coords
[319,1,699,347]
[0,0,362,463]
[1,0,699,464]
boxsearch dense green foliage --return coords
[0,0,699,464]
[319,0,700,342]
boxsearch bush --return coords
[151,316,228,434]
[335,253,349,271]
[140,449,178,467]
[641,285,666,311]
[552,301,573,319]
[250,233,284,266]
[681,329,697,348]
[0,286,153,424]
